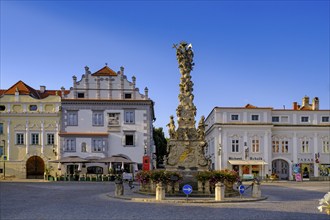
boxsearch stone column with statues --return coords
[165,42,209,191]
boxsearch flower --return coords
[318,192,330,215]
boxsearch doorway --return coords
[26,156,45,179]
[272,159,289,180]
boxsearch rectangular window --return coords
[302,140,309,153]
[67,111,78,126]
[272,116,279,122]
[64,139,76,152]
[108,113,120,126]
[323,141,329,153]
[0,146,3,157]
[231,114,239,121]
[272,140,279,153]
[0,123,3,134]
[31,133,39,145]
[321,116,329,122]
[301,116,309,123]
[125,135,134,146]
[16,133,24,145]
[47,134,55,145]
[124,93,132,99]
[77,92,85,98]
[231,139,239,152]
[92,139,103,152]
[281,141,289,153]
[251,115,259,121]
[92,111,104,126]
[281,116,289,123]
[124,110,135,124]
[252,139,259,153]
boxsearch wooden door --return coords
[26,156,44,179]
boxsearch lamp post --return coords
[2,140,5,180]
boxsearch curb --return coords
[107,193,268,203]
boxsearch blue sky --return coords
[1,1,329,134]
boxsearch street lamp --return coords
[2,140,5,180]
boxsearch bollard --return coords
[115,179,124,196]
[156,182,165,200]
[215,182,225,201]
[252,183,261,198]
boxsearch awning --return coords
[228,160,268,165]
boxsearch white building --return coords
[205,96,330,180]
[59,65,155,176]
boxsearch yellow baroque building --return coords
[0,81,67,179]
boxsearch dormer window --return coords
[29,105,38,111]
[77,93,85,98]
[124,93,132,99]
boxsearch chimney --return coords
[312,97,319,110]
[293,102,298,110]
[144,87,149,99]
[61,87,65,98]
[40,86,46,93]
[302,96,310,107]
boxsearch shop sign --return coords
[298,158,314,163]
[228,157,242,160]
[249,157,263,160]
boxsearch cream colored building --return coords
[0,81,66,179]
[205,96,330,180]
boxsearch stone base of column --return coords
[156,183,165,200]
[252,183,261,198]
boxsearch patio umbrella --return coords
[49,156,89,163]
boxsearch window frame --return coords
[301,140,309,153]
[0,123,3,134]
[321,116,329,123]
[46,133,55,145]
[251,114,259,121]
[92,138,104,152]
[251,139,260,153]
[64,138,76,152]
[67,111,78,126]
[92,111,104,126]
[322,140,329,153]
[29,105,38,111]
[77,92,85,98]
[272,116,280,123]
[125,134,135,146]
[124,93,132,99]
[231,139,239,153]
[301,116,309,123]
[124,110,135,124]
[230,114,239,121]
[16,133,24,145]
[31,133,40,145]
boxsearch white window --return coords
[301,140,309,153]
[92,111,104,126]
[281,140,288,153]
[252,139,259,153]
[321,116,329,122]
[67,111,78,126]
[124,110,135,124]
[31,133,39,145]
[64,139,76,152]
[301,116,309,123]
[323,141,329,153]
[47,133,54,145]
[16,133,24,145]
[92,139,103,152]
[231,139,239,152]
[272,140,279,153]
[231,114,239,121]
[251,115,259,121]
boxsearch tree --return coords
[153,127,167,168]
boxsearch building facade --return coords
[59,65,155,177]
[205,96,330,180]
[0,81,66,179]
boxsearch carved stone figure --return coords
[167,115,176,139]
[197,116,205,140]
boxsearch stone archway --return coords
[272,159,289,180]
[26,156,45,179]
